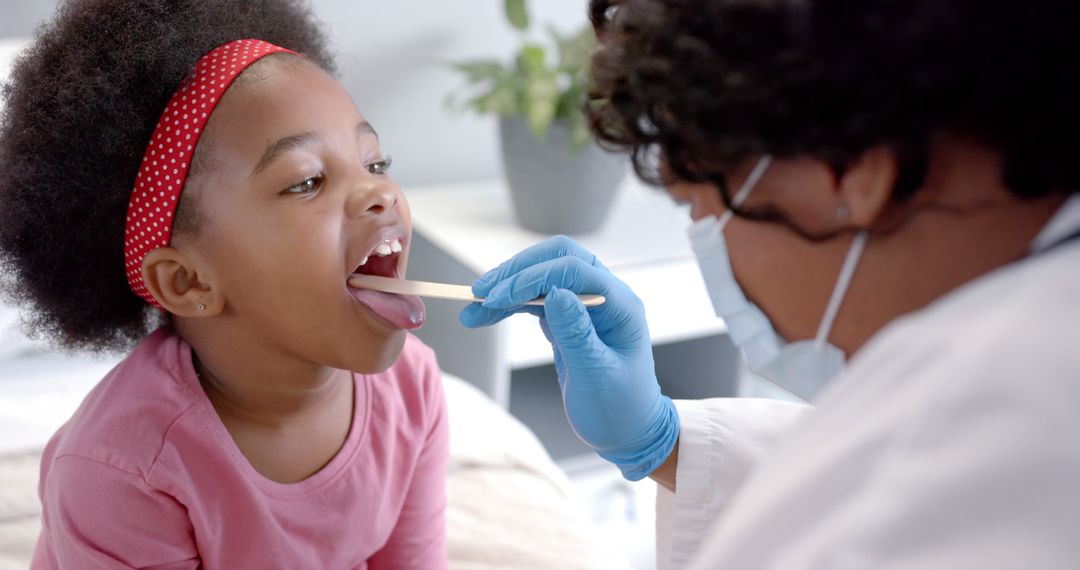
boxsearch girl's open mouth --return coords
[348,237,425,330]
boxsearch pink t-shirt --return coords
[32,329,448,569]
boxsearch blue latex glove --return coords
[459,236,679,481]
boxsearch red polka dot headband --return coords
[124,39,295,308]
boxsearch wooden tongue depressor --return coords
[348,274,606,307]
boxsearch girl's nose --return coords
[347,180,398,218]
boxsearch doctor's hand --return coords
[459,236,679,481]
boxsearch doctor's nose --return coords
[346,180,398,218]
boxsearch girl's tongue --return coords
[349,249,424,329]
[349,288,426,330]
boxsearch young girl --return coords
[0,1,447,568]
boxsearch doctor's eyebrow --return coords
[250,121,379,178]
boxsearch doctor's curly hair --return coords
[0,0,334,351]
[586,0,1080,204]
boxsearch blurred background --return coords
[0,0,591,187]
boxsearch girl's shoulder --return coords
[45,329,205,478]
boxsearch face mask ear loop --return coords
[717,155,773,232]
[813,231,869,351]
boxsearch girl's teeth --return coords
[375,243,393,256]
[390,239,403,253]
[359,256,368,267]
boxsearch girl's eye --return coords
[367,156,393,176]
[283,176,323,195]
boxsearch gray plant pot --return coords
[499,115,627,235]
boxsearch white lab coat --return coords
[657,195,1080,569]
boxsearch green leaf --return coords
[470,87,518,115]
[555,80,585,121]
[516,44,547,75]
[523,69,559,137]
[569,118,592,151]
[451,60,508,82]
[460,71,524,115]
[445,6,601,152]
[561,83,592,151]
[513,43,557,136]
[550,23,596,73]
[505,0,529,31]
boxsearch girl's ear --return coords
[141,248,223,317]
[836,145,900,228]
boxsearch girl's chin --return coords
[337,328,409,374]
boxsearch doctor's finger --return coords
[482,256,619,310]
[542,288,612,388]
[539,317,570,391]
[458,303,544,328]
[472,235,605,297]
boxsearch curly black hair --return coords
[586,0,1080,208]
[0,0,334,352]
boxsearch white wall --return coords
[0,0,593,187]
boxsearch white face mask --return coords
[687,156,868,400]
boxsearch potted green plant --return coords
[450,0,627,235]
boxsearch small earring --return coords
[197,303,206,311]
[836,204,850,221]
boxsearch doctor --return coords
[461,0,1080,568]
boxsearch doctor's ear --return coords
[141,248,224,317]
[835,145,899,228]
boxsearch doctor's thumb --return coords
[542,287,603,359]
